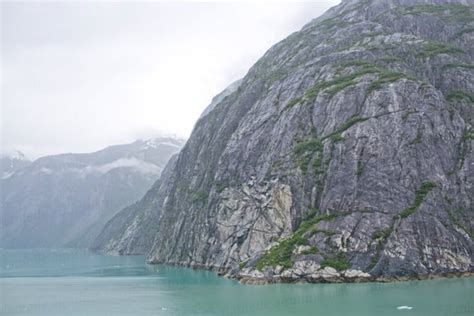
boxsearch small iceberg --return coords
[397,306,413,310]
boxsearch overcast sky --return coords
[1,0,339,159]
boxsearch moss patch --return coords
[417,41,464,58]
[288,63,411,107]
[285,97,303,110]
[293,139,323,156]
[400,4,474,23]
[368,225,395,271]
[356,160,364,177]
[321,252,350,271]
[311,228,336,237]
[366,70,406,94]
[442,62,474,70]
[255,234,307,271]
[213,181,227,193]
[190,191,209,204]
[304,67,379,102]
[410,131,422,145]
[397,181,437,219]
[378,56,403,63]
[292,115,370,174]
[463,129,474,141]
[454,129,474,172]
[446,91,474,103]
[367,239,385,271]
[322,115,369,141]
[446,209,472,239]
[255,212,342,271]
[455,27,474,38]
[372,227,393,240]
[293,139,324,173]
[301,246,319,255]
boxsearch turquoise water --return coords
[0,249,473,316]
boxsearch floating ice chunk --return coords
[397,306,413,310]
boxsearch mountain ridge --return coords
[1,137,185,248]
[93,0,473,283]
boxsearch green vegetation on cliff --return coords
[256,212,342,270]
[398,181,438,219]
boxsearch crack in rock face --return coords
[215,183,293,265]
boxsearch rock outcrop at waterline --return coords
[93,0,474,283]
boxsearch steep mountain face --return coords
[199,79,243,119]
[0,138,184,248]
[1,151,31,179]
[94,0,473,283]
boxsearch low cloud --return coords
[1,1,339,158]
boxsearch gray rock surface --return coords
[94,0,473,283]
[1,137,184,248]
[199,79,243,119]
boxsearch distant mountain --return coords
[1,151,31,179]
[0,137,184,248]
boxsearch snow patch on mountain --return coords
[1,150,28,161]
[89,158,162,175]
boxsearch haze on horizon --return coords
[1,0,339,159]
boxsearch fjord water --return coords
[1,249,472,316]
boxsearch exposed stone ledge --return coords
[236,266,373,284]
[235,270,474,285]
[146,259,473,285]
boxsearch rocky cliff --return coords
[0,137,184,248]
[93,0,473,283]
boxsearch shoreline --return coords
[233,270,474,285]
[146,258,474,285]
